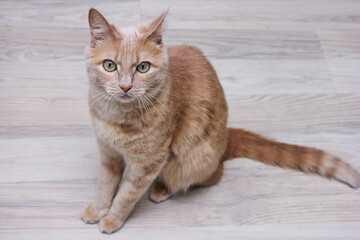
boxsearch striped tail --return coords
[222,128,360,188]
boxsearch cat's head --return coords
[86,8,168,103]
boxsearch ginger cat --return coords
[80,8,360,234]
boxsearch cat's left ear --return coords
[145,9,169,46]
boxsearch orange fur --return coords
[224,128,360,188]
[81,8,360,234]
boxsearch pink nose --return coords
[119,84,133,93]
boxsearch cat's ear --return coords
[145,9,169,46]
[88,8,115,47]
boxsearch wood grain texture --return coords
[1,0,360,239]
[141,0,360,30]
[318,30,360,93]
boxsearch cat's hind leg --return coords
[150,141,224,203]
[193,162,224,187]
[149,180,174,203]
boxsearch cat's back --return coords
[168,45,205,63]
[167,45,228,155]
[167,45,223,94]
[168,45,213,76]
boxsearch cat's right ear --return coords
[145,9,169,46]
[88,8,114,47]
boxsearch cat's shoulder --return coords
[168,45,205,58]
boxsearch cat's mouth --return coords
[116,93,135,103]
[120,94,131,99]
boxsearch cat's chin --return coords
[114,95,136,104]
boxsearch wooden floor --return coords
[1,0,360,239]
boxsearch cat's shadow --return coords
[131,185,213,215]
[173,185,213,200]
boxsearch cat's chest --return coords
[92,117,140,151]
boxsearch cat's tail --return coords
[222,128,360,188]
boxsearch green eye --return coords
[136,61,150,73]
[103,60,117,72]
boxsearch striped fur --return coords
[224,128,360,188]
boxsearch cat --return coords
[80,8,360,234]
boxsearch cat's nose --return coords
[119,84,133,93]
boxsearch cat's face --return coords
[86,9,168,103]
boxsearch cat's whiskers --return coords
[88,91,109,110]
[103,93,115,114]
[146,87,184,99]
[135,98,150,150]
[142,94,169,132]
[88,90,107,101]
[145,91,169,112]
[80,89,106,104]
[136,97,146,127]
[139,95,151,119]
[142,94,162,118]
[132,89,152,115]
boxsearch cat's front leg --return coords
[81,144,125,224]
[99,156,166,234]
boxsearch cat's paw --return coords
[80,203,109,224]
[149,182,173,203]
[99,214,124,234]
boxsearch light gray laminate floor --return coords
[1,0,360,239]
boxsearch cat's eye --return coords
[136,61,150,73]
[103,60,117,72]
